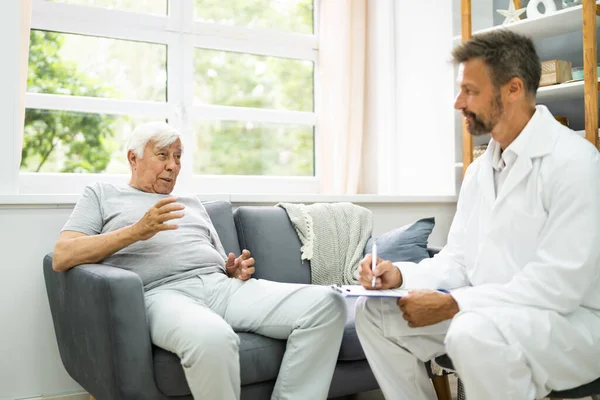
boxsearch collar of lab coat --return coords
[490,111,532,171]
[477,105,561,209]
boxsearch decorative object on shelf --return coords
[473,145,488,160]
[570,66,600,82]
[554,116,569,127]
[571,66,584,81]
[496,0,526,25]
[562,0,582,8]
[527,0,557,19]
[540,59,572,86]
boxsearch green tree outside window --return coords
[24,0,314,176]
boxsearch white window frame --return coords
[20,0,320,195]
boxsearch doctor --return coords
[355,30,600,400]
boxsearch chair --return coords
[434,354,600,400]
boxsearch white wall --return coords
[0,0,20,195]
[362,0,396,195]
[365,1,492,196]
[363,1,464,196]
[0,200,456,400]
[393,1,457,196]
[0,207,81,400]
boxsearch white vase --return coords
[527,0,557,19]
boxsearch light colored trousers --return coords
[145,273,347,400]
[355,297,600,400]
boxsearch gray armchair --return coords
[43,201,282,400]
[44,259,163,399]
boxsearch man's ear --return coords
[506,77,525,100]
[127,150,137,169]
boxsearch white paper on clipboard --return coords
[330,285,409,298]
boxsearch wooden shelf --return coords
[536,80,600,102]
[453,2,600,43]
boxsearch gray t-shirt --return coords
[62,182,227,291]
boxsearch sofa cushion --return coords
[338,297,367,361]
[364,217,435,263]
[203,200,242,256]
[153,332,286,396]
[234,206,311,284]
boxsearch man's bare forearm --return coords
[52,226,140,272]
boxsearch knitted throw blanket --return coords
[277,202,373,285]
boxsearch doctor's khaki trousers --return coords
[355,297,600,400]
[144,273,347,400]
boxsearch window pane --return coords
[194,49,314,112]
[46,0,167,14]
[28,30,167,102]
[21,109,159,174]
[194,0,313,34]
[194,120,314,176]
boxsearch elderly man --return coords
[355,30,600,400]
[52,121,347,400]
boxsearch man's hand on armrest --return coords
[52,226,139,272]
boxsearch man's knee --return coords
[303,286,347,328]
[174,320,239,368]
[324,288,348,324]
[445,312,499,362]
[355,297,383,336]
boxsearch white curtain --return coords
[19,0,32,167]
[317,0,367,194]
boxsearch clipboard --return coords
[330,285,409,298]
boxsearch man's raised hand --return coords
[132,197,185,240]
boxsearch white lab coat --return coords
[395,105,600,395]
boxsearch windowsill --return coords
[229,194,458,204]
[0,193,458,207]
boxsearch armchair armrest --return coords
[43,254,167,400]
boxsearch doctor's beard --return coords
[464,91,503,136]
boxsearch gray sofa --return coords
[43,200,437,400]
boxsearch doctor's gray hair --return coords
[127,121,182,159]
[452,30,541,99]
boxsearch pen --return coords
[371,242,377,288]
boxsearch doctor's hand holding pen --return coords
[358,253,403,290]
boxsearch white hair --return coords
[127,121,182,159]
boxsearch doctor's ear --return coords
[507,77,525,96]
